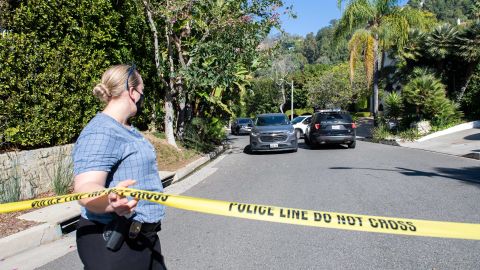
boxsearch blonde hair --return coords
[93,64,141,103]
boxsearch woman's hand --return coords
[108,179,139,216]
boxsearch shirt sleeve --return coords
[72,131,123,176]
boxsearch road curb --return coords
[172,145,226,184]
[0,144,227,260]
[416,121,480,142]
[0,223,59,260]
[356,137,401,146]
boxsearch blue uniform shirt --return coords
[73,113,165,224]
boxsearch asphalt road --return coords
[38,135,480,270]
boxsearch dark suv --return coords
[231,118,253,135]
[304,110,356,148]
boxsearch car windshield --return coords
[238,119,252,124]
[318,113,352,124]
[291,116,306,125]
[255,115,289,126]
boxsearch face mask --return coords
[134,90,145,116]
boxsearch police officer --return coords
[73,64,167,270]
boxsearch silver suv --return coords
[249,113,298,153]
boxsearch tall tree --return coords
[302,32,318,64]
[141,0,283,147]
[306,62,369,109]
[335,0,434,125]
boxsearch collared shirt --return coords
[73,113,165,224]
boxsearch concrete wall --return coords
[0,144,73,200]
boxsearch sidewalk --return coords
[0,145,227,262]
[398,127,480,159]
[357,118,480,160]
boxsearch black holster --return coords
[104,216,129,251]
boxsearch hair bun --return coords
[93,83,112,102]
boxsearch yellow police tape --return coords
[0,188,479,240]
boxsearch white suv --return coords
[291,115,311,138]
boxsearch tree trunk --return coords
[165,24,178,147]
[142,0,177,148]
[372,36,380,127]
[176,83,186,140]
[456,62,476,103]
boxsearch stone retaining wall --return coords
[0,144,74,200]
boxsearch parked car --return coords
[249,113,298,153]
[291,115,311,138]
[231,118,253,135]
[304,110,356,148]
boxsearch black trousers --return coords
[76,217,167,270]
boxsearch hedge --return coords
[0,0,162,149]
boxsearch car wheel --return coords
[348,141,356,149]
[295,129,302,139]
[304,135,311,146]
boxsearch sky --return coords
[271,0,342,37]
[273,0,409,37]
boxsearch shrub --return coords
[402,72,460,124]
[398,128,421,141]
[372,124,392,143]
[384,92,403,120]
[355,112,371,117]
[48,148,74,196]
[183,117,226,152]
[460,64,480,120]
[0,0,161,150]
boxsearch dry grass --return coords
[143,132,201,172]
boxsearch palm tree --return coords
[455,21,480,102]
[335,0,434,125]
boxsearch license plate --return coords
[332,125,341,130]
[269,143,278,148]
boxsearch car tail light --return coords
[314,123,320,130]
[352,123,357,129]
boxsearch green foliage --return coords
[0,32,105,148]
[244,78,282,116]
[408,0,477,24]
[355,112,372,117]
[153,132,166,140]
[384,92,403,119]
[0,0,161,149]
[402,71,460,124]
[306,62,369,109]
[460,64,480,120]
[285,108,314,117]
[48,148,74,196]
[302,32,319,64]
[398,128,421,141]
[372,124,392,143]
[182,117,226,152]
[316,20,349,64]
[397,21,480,108]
